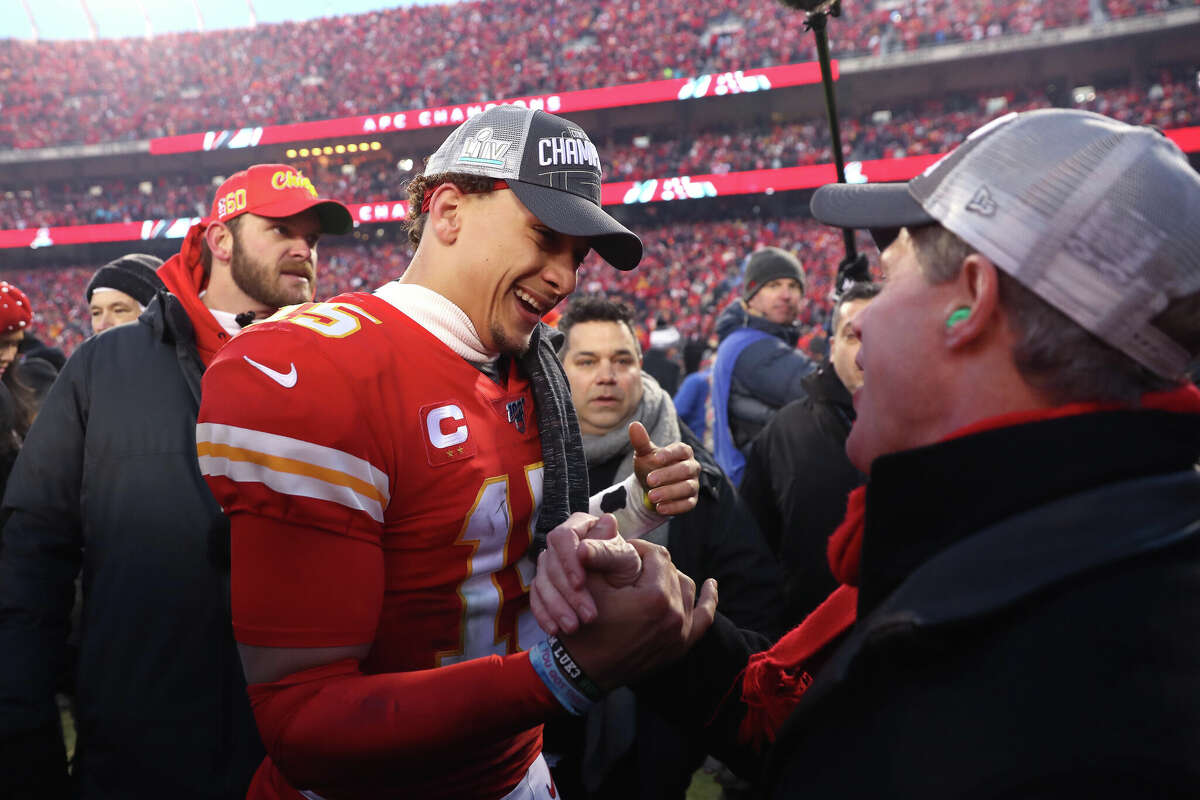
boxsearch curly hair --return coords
[402,172,500,248]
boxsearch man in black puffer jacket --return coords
[0,165,351,799]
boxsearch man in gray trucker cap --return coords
[528,108,1200,798]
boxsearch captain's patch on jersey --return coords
[420,401,478,466]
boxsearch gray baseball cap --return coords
[422,104,642,270]
[811,109,1200,378]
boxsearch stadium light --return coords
[335,145,346,154]
[347,144,358,153]
[286,149,297,158]
[370,142,382,151]
[298,148,309,157]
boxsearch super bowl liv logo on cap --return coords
[458,127,512,167]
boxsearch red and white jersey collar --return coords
[374,280,496,364]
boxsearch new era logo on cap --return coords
[966,186,997,216]
[209,164,354,235]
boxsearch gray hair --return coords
[908,225,1191,406]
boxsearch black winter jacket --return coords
[0,292,262,799]
[713,300,814,448]
[641,409,1200,798]
[740,364,863,628]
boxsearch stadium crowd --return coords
[4,72,1195,229]
[0,0,1193,149]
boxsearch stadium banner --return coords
[148,61,832,155]
[8,126,1199,250]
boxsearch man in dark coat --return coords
[710,247,814,484]
[740,282,879,627]
[545,295,781,800]
[533,109,1200,798]
[0,164,352,799]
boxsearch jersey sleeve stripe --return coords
[197,441,386,504]
[199,448,387,524]
[196,422,390,522]
[197,422,390,499]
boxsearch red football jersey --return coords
[198,291,554,799]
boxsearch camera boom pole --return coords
[805,2,857,262]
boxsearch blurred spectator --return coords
[0,280,58,493]
[673,348,714,445]
[710,246,814,485]
[643,316,684,395]
[740,281,879,629]
[85,253,164,334]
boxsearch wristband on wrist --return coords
[547,636,603,701]
[529,638,596,715]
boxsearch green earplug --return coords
[946,308,971,328]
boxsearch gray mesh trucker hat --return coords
[422,104,642,270]
[810,109,1200,378]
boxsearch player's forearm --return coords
[248,653,562,791]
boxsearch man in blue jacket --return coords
[710,247,814,484]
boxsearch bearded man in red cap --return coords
[0,165,351,800]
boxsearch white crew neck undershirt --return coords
[207,307,244,338]
[372,280,498,365]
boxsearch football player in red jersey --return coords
[197,105,714,800]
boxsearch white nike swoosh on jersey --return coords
[243,355,298,388]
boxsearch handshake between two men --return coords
[532,420,720,692]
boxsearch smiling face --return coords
[747,277,804,326]
[562,319,644,436]
[453,189,588,355]
[845,228,960,473]
[229,210,323,309]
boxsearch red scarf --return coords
[156,222,229,368]
[737,384,1200,748]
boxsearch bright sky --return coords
[4,0,455,41]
